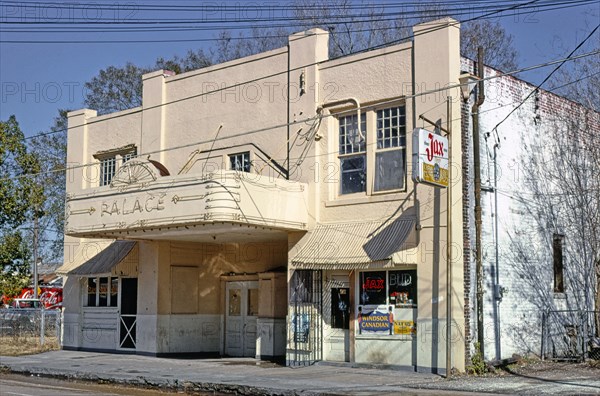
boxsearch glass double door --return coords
[225,281,258,357]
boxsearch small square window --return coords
[229,152,251,172]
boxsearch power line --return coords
[490,23,600,142]
[1,0,578,24]
[12,49,600,183]
[23,47,600,142]
[2,2,585,40]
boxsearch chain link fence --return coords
[0,308,62,349]
[541,310,600,362]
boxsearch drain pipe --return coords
[473,46,486,359]
[318,98,363,140]
[493,140,501,361]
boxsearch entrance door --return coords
[330,286,350,362]
[225,281,258,357]
[119,278,137,349]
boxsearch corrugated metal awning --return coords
[292,217,416,269]
[57,241,136,276]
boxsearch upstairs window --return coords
[338,113,366,195]
[122,148,137,163]
[375,107,406,191]
[553,234,564,293]
[100,157,116,186]
[229,152,251,172]
[94,144,137,186]
[335,105,406,197]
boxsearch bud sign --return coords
[412,128,449,188]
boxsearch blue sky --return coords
[1,1,598,138]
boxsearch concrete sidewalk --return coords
[1,351,599,395]
[0,350,468,395]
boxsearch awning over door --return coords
[57,240,136,275]
[291,216,416,270]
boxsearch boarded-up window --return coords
[171,266,199,314]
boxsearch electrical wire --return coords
[22,48,600,144]
[489,23,600,143]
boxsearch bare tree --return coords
[292,0,410,58]
[460,19,518,72]
[516,95,600,337]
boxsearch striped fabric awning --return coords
[57,240,136,276]
[291,217,416,269]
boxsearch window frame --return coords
[338,112,367,195]
[373,106,407,193]
[229,151,252,173]
[356,268,417,338]
[335,104,408,198]
[85,276,119,308]
[553,233,565,293]
[94,144,137,187]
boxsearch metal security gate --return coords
[542,310,600,361]
[288,270,323,366]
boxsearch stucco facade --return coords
[59,17,474,374]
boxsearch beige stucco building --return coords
[59,18,466,373]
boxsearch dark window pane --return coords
[87,278,97,307]
[340,155,366,194]
[359,271,387,305]
[110,278,119,307]
[388,270,417,307]
[553,234,564,293]
[229,152,251,172]
[331,288,350,329]
[98,277,108,307]
[374,149,405,191]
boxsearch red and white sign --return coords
[412,128,449,188]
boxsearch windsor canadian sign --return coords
[412,128,449,188]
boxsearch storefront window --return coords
[388,270,417,307]
[86,276,119,307]
[359,271,387,305]
[357,269,417,337]
[110,278,119,307]
[87,278,97,306]
[98,277,108,306]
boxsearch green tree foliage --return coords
[84,50,212,115]
[0,116,43,299]
[29,110,68,264]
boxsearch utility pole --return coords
[446,96,453,378]
[473,47,486,358]
[33,212,39,306]
[33,215,39,305]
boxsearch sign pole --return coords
[446,96,453,378]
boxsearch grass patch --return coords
[0,336,59,356]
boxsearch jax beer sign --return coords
[412,128,449,188]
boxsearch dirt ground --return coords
[0,336,59,356]
[423,359,600,395]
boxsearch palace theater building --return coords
[59,18,465,374]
